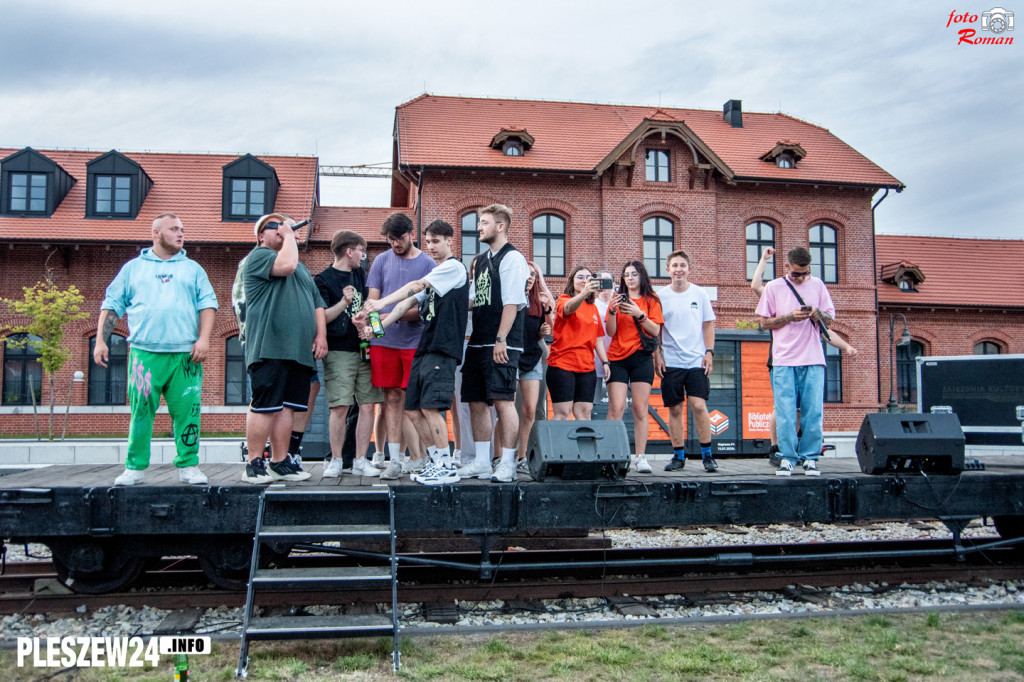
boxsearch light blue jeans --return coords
[771,365,825,464]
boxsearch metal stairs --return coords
[236,485,400,677]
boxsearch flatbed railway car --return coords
[1,454,1023,594]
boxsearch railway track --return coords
[2,538,1021,616]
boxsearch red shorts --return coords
[369,346,417,389]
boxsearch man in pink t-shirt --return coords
[755,247,836,477]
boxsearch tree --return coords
[4,279,89,440]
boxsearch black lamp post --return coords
[887,313,912,412]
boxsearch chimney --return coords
[723,99,742,128]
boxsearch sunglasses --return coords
[789,270,811,279]
[261,221,283,232]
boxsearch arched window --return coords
[225,335,250,405]
[896,340,924,404]
[460,212,486,270]
[824,343,842,403]
[88,335,128,405]
[642,217,674,277]
[809,224,838,283]
[746,221,775,281]
[532,214,566,277]
[2,333,42,405]
[974,340,1003,355]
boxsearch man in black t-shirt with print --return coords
[315,231,384,479]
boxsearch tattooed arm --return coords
[93,309,120,368]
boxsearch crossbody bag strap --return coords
[782,278,831,341]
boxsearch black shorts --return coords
[660,367,710,407]
[405,352,456,411]
[248,359,314,413]
[460,345,520,404]
[608,350,655,385]
[547,364,597,404]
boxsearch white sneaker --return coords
[114,468,145,486]
[633,454,653,474]
[414,463,461,486]
[353,458,382,477]
[380,459,403,480]
[458,458,493,480]
[371,451,387,469]
[178,465,207,485]
[516,458,530,474]
[452,449,462,467]
[491,459,517,483]
[322,457,344,478]
[403,457,427,475]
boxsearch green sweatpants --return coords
[126,349,204,470]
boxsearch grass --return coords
[4,610,1024,680]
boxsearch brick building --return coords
[876,235,1024,409]
[5,96,1014,438]
[0,148,324,435]
[385,95,906,431]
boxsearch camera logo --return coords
[982,7,1015,31]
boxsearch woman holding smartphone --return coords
[516,262,555,469]
[547,265,608,420]
[605,261,663,473]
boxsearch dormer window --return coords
[0,147,75,217]
[86,151,152,219]
[222,154,280,221]
[503,141,523,156]
[490,128,534,157]
[881,261,925,292]
[762,141,807,169]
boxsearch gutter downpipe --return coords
[871,188,891,407]
[416,165,425,247]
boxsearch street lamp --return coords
[61,370,85,441]
[887,313,912,412]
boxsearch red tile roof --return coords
[395,95,903,188]
[0,149,318,244]
[311,206,396,245]
[877,234,1024,308]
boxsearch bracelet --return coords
[637,313,646,322]
[706,349,714,356]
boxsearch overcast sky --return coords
[1,0,1020,238]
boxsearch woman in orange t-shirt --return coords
[605,260,663,473]
[547,265,608,420]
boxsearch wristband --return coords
[637,313,646,322]
[706,349,714,356]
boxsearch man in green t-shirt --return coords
[241,213,328,484]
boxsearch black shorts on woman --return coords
[607,349,654,385]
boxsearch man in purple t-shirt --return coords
[755,247,836,477]
[364,212,436,469]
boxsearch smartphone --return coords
[599,277,613,290]
[800,305,812,312]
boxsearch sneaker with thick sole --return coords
[269,458,312,482]
[403,457,428,475]
[114,468,145,486]
[776,459,795,477]
[415,464,461,486]
[703,457,719,473]
[178,465,208,485]
[243,458,273,484]
[352,458,382,477]
[322,457,344,478]
[380,459,403,480]
[633,454,653,473]
[803,460,821,476]
[491,459,517,483]
[458,458,493,480]
[371,451,387,469]
[664,458,686,472]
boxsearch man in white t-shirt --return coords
[654,250,718,473]
[359,220,469,485]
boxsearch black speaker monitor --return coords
[526,420,630,481]
[855,412,965,475]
